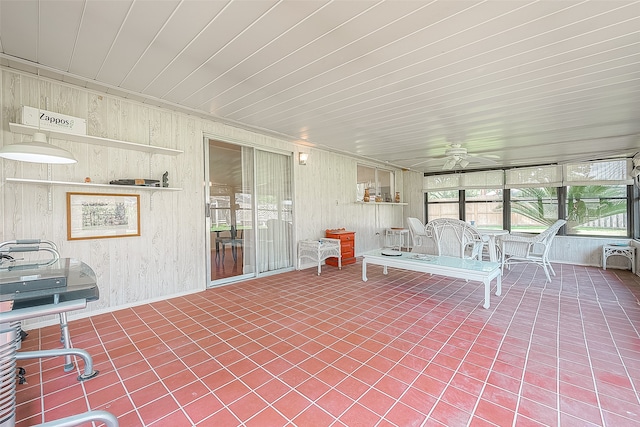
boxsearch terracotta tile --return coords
[244,406,289,427]
[272,390,312,420]
[228,391,268,422]
[171,380,210,407]
[138,394,180,425]
[429,400,472,427]
[357,387,395,416]
[316,388,354,417]
[338,402,382,427]
[475,398,515,425]
[184,393,225,424]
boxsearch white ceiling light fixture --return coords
[0,70,77,164]
[0,131,77,164]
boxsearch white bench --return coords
[362,249,501,309]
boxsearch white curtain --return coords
[255,150,293,273]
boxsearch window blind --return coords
[461,170,504,189]
[505,165,563,189]
[424,174,460,191]
[563,159,632,186]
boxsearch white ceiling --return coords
[1,0,640,174]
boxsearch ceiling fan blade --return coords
[466,155,498,165]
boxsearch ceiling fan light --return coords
[443,158,456,170]
[459,158,470,168]
[0,132,77,164]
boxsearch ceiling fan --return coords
[410,144,499,170]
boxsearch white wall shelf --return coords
[6,178,182,191]
[9,123,183,156]
[355,201,408,206]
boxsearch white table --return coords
[298,238,341,275]
[478,229,509,262]
[362,250,501,309]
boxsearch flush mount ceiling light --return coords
[0,132,77,164]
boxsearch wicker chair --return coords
[498,219,566,282]
[406,217,438,255]
[425,218,484,260]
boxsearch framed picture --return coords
[67,192,140,240]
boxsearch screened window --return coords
[465,189,503,229]
[509,187,559,233]
[427,191,459,222]
[566,185,627,236]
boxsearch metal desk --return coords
[0,258,118,427]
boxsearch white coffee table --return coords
[362,249,502,309]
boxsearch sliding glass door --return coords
[206,139,293,286]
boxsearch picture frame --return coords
[67,192,140,240]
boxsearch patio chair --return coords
[406,217,437,255]
[498,219,566,282]
[425,218,484,260]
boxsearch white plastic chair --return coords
[498,219,566,282]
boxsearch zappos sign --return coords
[19,106,87,135]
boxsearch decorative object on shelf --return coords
[109,178,160,187]
[84,177,91,183]
[375,194,382,202]
[67,192,140,240]
[18,105,87,135]
[395,192,401,203]
[162,171,169,188]
[363,188,370,202]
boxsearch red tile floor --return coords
[13,259,640,426]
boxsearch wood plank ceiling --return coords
[1,0,639,174]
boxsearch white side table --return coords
[298,238,341,275]
[385,228,410,251]
[602,243,636,274]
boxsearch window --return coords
[510,187,559,233]
[465,189,503,229]
[357,164,396,202]
[566,185,627,236]
[424,159,634,237]
[427,190,459,221]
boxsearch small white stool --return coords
[602,243,636,274]
[298,238,341,275]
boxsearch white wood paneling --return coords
[2,1,640,174]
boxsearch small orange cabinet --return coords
[325,229,356,267]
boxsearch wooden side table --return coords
[298,238,341,275]
[602,243,636,273]
[325,229,356,267]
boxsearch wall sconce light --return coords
[299,152,309,165]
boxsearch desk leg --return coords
[362,261,368,282]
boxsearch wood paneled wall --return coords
[0,68,406,326]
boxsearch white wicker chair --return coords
[425,218,484,260]
[498,219,566,282]
[406,217,438,255]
